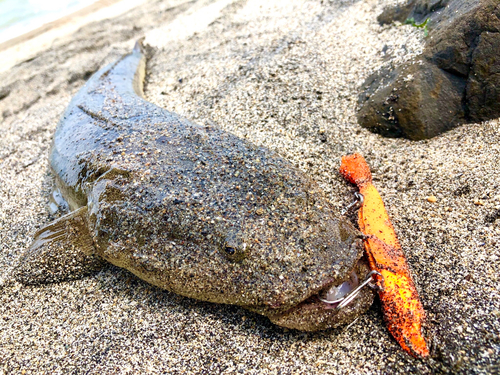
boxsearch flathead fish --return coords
[14,42,373,330]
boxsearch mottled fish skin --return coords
[18,42,373,330]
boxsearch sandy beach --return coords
[0,0,499,373]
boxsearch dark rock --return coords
[466,32,500,121]
[359,0,500,140]
[359,57,465,139]
[377,1,418,25]
[378,0,452,25]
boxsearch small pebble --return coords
[427,195,437,203]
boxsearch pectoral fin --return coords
[14,206,105,285]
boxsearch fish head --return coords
[200,188,374,331]
[87,160,373,331]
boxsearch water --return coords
[0,0,99,45]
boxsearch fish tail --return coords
[133,37,146,55]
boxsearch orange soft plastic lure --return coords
[340,153,429,358]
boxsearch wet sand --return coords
[0,0,499,373]
[0,0,148,73]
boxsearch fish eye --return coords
[224,246,236,255]
[221,232,248,262]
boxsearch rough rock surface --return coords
[358,0,500,140]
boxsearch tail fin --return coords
[133,37,146,55]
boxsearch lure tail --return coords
[340,153,429,358]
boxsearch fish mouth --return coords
[267,259,375,331]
